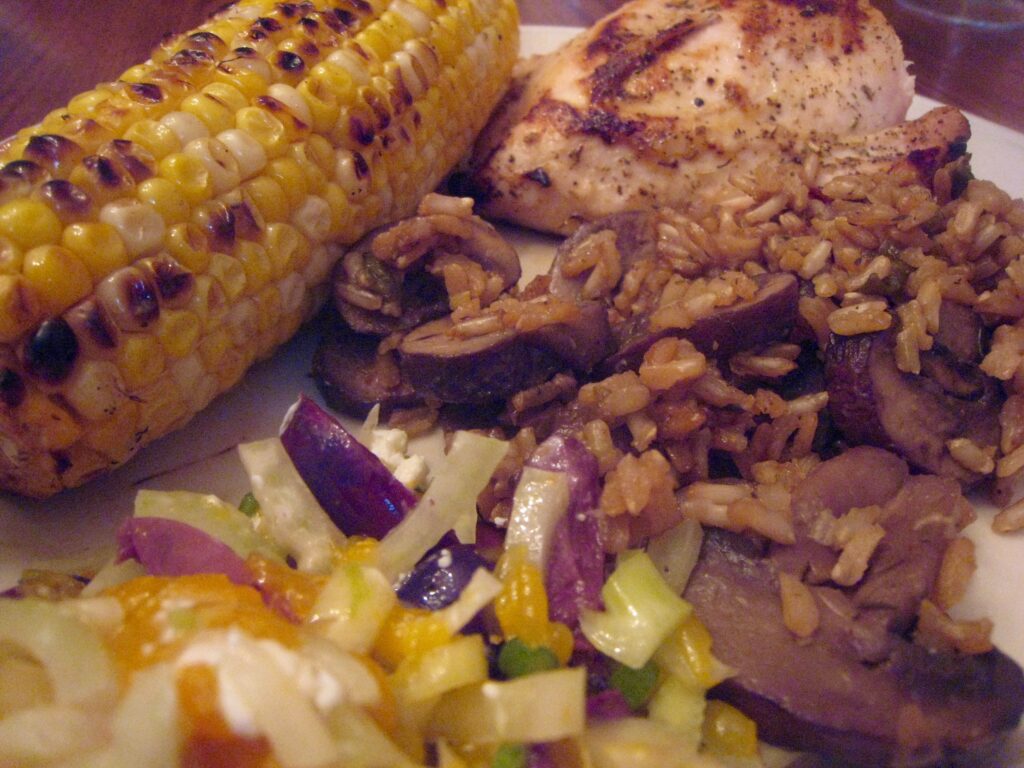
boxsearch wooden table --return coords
[1,0,1021,139]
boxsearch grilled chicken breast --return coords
[465,0,968,234]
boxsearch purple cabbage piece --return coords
[397,542,489,611]
[116,517,252,585]
[527,434,605,643]
[280,396,418,539]
[586,689,634,721]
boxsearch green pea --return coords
[497,637,559,679]
[238,492,260,517]
[492,743,527,768]
[610,659,659,710]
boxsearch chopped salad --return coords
[0,395,765,768]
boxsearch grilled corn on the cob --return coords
[0,0,518,497]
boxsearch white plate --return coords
[0,23,1022,764]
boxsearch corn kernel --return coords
[264,222,310,278]
[157,308,202,358]
[198,326,231,370]
[265,156,308,209]
[323,183,352,240]
[165,222,211,274]
[60,223,130,283]
[0,200,62,250]
[243,176,290,224]
[136,177,190,225]
[66,89,109,117]
[235,106,289,159]
[19,392,82,451]
[671,614,719,689]
[255,285,282,353]
[82,400,140,461]
[188,274,228,330]
[702,701,759,758]
[235,241,272,294]
[180,91,235,135]
[159,152,214,205]
[297,77,342,135]
[117,333,165,389]
[211,66,268,100]
[0,237,22,274]
[208,252,247,301]
[0,274,41,343]
[122,119,181,161]
[22,245,93,316]
[135,379,190,437]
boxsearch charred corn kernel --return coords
[62,360,125,421]
[494,547,573,665]
[122,119,181,160]
[159,152,214,204]
[62,222,130,279]
[0,275,41,342]
[19,392,82,450]
[0,0,518,497]
[265,156,308,209]
[21,245,93,316]
[117,333,165,389]
[235,106,290,159]
[156,308,202,358]
[235,241,272,294]
[374,605,452,670]
[136,177,190,225]
[0,200,62,250]
[702,701,759,758]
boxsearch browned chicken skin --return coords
[465,0,969,234]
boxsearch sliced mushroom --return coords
[311,326,422,417]
[687,527,1024,767]
[398,316,564,404]
[398,300,614,405]
[824,323,1002,485]
[602,272,800,374]
[331,208,521,336]
[548,210,659,301]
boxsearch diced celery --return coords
[579,551,692,669]
[310,562,396,654]
[376,431,508,582]
[503,467,570,569]
[429,667,586,745]
[647,674,705,752]
[392,634,489,704]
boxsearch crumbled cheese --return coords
[176,629,357,736]
[368,427,429,490]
